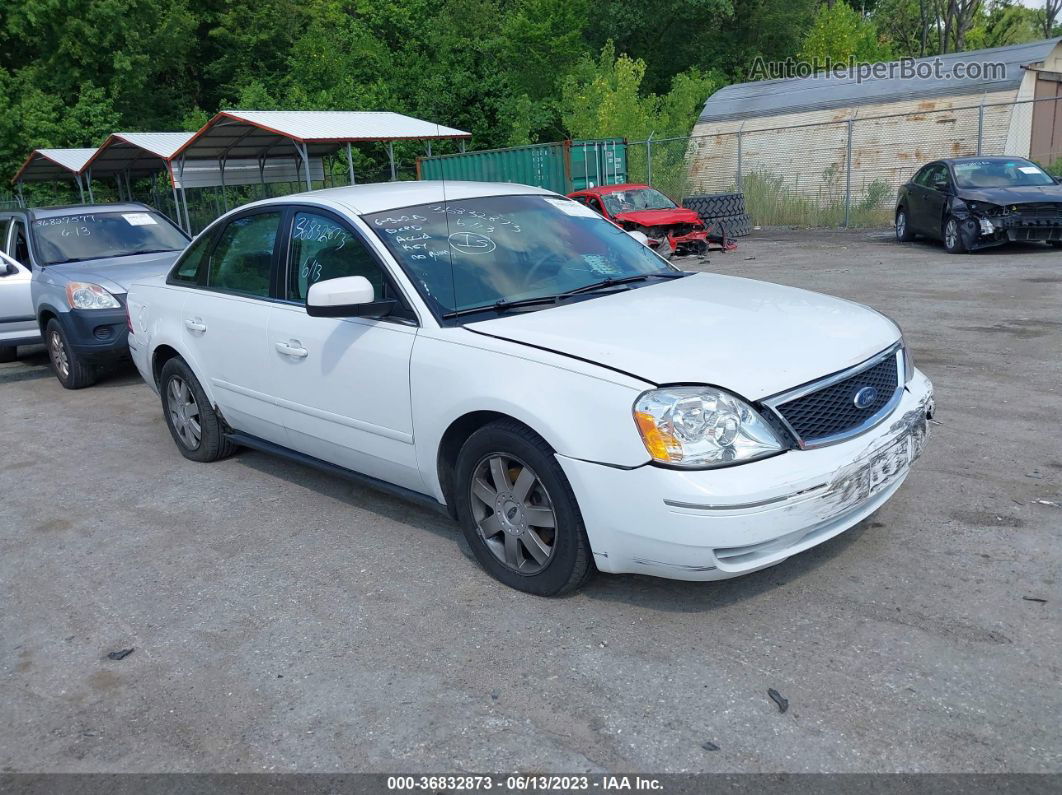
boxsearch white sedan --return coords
[127,182,933,595]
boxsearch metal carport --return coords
[79,132,194,219]
[170,110,471,193]
[10,149,98,205]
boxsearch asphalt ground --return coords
[1,228,1059,773]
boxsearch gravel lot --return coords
[1,228,1059,774]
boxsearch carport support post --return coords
[177,157,192,233]
[86,169,95,204]
[170,175,183,232]
[218,157,229,212]
[294,141,312,191]
[75,175,85,204]
[844,118,854,229]
[16,180,25,207]
[387,142,396,181]
[346,143,355,185]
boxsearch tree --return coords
[1038,0,1062,37]
[799,1,894,64]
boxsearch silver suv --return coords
[0,204,188,387]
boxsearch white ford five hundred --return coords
[127,182,933,595]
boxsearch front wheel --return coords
[46,318,96,389]
[453,420,593,596]
[943,216,968,254]
[159,357,237,462]
[895,208,915,242]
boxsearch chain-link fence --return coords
[632,95,1062,228]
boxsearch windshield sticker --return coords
[543,197,600,219]
[123,213,158,226]
[1018,166,1041,175]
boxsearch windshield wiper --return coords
[124,248,180,256]
[442,295,564,319]
[561,271,687,297]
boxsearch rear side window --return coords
[169,233,212,284]
[207,212,280,298]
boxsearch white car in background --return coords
[127,182,934,595]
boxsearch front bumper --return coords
[557,369,934,581]
[57,304,130,363]
[960,214,1062,249]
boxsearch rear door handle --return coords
[184,318,207,333]
[275,340,308,358]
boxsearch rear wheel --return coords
[895,207,915,242]
[0,347,15,363]
[454,420,593,595]
[1048,241,1061,248]
[943,216,968,254]
[159,357,236,462]
[46,318,96,389]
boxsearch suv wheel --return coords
[159,357,237,462]
[0,347,15,364]
[895,207,915,242]
[453,420,593,596]
[46,318,96,389]
[943,216,968,254]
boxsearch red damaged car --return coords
[568,184,709,256]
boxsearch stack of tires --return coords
[683,193,752,238]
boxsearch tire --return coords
[453,420,593,596]
[46,318,96,389]
[1048,241,1062,248]
[895,207,915,242]
[0,347,15,364]
[943,215,968,254]
[159,357,237,462]
[683,193,746,218]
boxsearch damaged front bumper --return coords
[957,211,1062,250]
[558,369,934,581]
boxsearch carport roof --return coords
[82,132,195,177]
[699,37,1062,124]
[171,110,472,161]
[11,148,97,184]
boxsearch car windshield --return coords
[32,211,188,266]
[599,188,677,215]
[364,194,679,318]
[952,160,1055,189]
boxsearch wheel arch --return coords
[36,304,62,335]
[436,410,547,519]
[151,344,183,388]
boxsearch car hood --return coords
[959,185,1062,205]
[466,273,900,400]
[47,251,181,294]
[612,208,702,227]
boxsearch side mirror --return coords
[306,275,394,319]
[1,263,16,277]
[1054,175,1062,184]
[627,230,650,246]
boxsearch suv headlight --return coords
[66,282,121,310]
[633,386,785,468]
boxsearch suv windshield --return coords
[32,211,188,266]
[952,160,1055,189]
[599,188,676,215]
[364,194,679,318]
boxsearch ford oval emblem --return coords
[853,386,878,409]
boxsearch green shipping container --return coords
[417,138,627,195]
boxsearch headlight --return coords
[965,201,1002,216]
[633,386,785,468]
[66,282,121,310]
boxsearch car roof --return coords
[237,181,556,216]
[25,202,154,220]
[571,183,652,196]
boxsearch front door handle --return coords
[275,340,308,358]
[184,318,207,333]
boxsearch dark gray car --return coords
[895,157,1062,253]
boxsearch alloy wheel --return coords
[167,375,202,450]
[469,453,557,575]
[945,219,958,250]
[49,330,69,380]
[896,212,906,239]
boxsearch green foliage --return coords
[799,1,894,64]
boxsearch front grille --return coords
[771,351,900,446]
[1010,203,1062,219]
